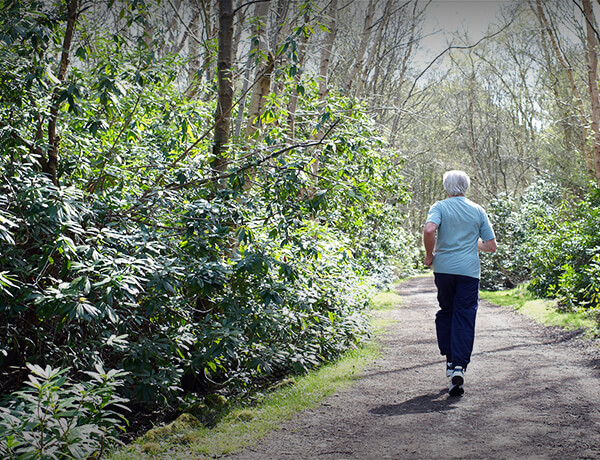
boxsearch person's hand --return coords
[423,254,433,267]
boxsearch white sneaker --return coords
[451,366,465,386]
[449,366,465,397]
[446,362,453,378]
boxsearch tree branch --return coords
[573,0,600,43]
[233,0,270,16]
[402,18,514,108]
[164,119,341,192]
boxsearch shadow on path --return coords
[226,276,600,460]
[369,389,458,416]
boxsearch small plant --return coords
[0,363,129,459]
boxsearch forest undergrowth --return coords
[0,2,416,457]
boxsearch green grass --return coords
[110,296,402,460]
[372,290,403,310]
[111,288,405,459]
[111,344,381,459]
[480,285,597,333]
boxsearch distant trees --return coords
[530,0,600,186]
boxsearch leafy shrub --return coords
[480,180,563,290]
[0,364,128,459]
[527,186,600,313]
[482,177,600,320]
[0,1,411,448]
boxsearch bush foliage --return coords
[0,364,128,459]
[481,179,600,319]
[0,0,412,451]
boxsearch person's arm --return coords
[478,238,497,253]
[423,222,437,267]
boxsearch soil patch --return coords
[226,276,600,460]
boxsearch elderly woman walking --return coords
[423,170,497,396]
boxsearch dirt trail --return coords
[226,276,600,460]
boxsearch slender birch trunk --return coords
[287,12,310,139]
[355,0,392,97]
[309,0,338,192]
[346,0,376,92]
[232,1,245,65]
[245,0,272,137]
[271,0,291,55]
[186,6,201,98]
[583,0,600,185]
[201,0,216,88]
[389,0,424,146]
[317,0,337,101]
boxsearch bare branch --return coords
[402,18,514,108]
[233,0,270,16]
[572,0,600,43]
[164,119,341,192]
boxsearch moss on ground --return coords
[480,286,597,335]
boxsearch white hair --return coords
[443,170,470,196]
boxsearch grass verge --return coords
[480,285,597,334]
[111,291,402,459]
[372,290,403,310]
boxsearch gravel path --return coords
[226,276,600,460]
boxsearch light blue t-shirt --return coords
[426,196,495,279]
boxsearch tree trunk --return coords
[583,0,600,185]
[318,0,337,101]
[355,0,392,97]
[234,51,252,138]
[165,0,183,54]
[287,12,310,139]
[200,0,216,90]
[245,0,272,137]
[309,0,338,192]
[534,0,595,177]
[389,0,424,146]
[467,76,479,203]
[45,0,79,186]
[271,0,291,54]
[232,1,246,64]
[346,0,376,92]
[186,5,202,98]
[212,0,234,182]
[397,0,420,93]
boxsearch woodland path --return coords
[226,276,600,460]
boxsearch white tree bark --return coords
[246,0,273,136]
[318,0,338,101]
[346,0,376,91]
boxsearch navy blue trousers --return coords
[434,273,480,369]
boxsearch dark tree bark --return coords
[45,0,79,185]
[212,0,235,181]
